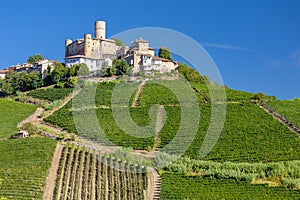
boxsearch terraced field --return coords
[45,81,300,162]
[0,138,57,199]
[266,99,300,128]
[52,145,148,200]
[160,173,300,200]
[0,99,36,138]
[27,87,73,102]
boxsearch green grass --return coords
[0,138,57,199]
[0,99,36,138]
[266,99,300,128]
[160,173,300,200]
[27,87,73,102]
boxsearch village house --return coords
[17,130,29,138]
[1,59,56,78]
[65,21,178,74]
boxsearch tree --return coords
[177,63,206,83]
[27,54,44,64]
[158,47,173,61]
[51,62,67,83]
[0,71,43,94]
[77,63,90,76]
[113,59,131,75]
[100,61,110,77]
[69,64,80,77]
[111,38,123,46]
[1,81,14,95]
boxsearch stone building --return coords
[121,38,178,73]
[1,60,55,78]
[65,21,120,72]
[65,20,178,74]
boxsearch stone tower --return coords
[94,21,106,39]
[65,39,72,56]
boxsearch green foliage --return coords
[252,92,267,104]
[166,158,300,184]
[185,103,300,162]
[43,99,62,110]
[65,76,78,88]
[44,80,300,162]
[113,59,131,75]
[51,62,67,83]
[0,99,36,138]
[158,47,173,61]
[177,63,206,83]
[27,54,44,64]
[21,122,39,135]
[27,87,73,102]
[160,173,300,200]
[77,63,90,76]
[0,71,43,95]
[68,64,80,77]
[0,138,57,199]
[101,62,116,77]
[111,38,123,46]
[266,99,300,128]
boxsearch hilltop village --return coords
[0,21,178,79]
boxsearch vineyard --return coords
[27,87,73,102]
[44,80,300,162]
[160,173,300,200]
[266,99,300,128]
[52,144,148,200]
[0,138,57,199]
[0,99,36,138]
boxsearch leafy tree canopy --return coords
[77,63,90,76]
[177,63,207,83]
[113,59,131,75]
[27,54,44,64]
[158,47,173,61]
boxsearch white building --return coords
[0,69,8,79]
[65,55,112,72]
[32,59,56,78]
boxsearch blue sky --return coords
[0,0,299,99]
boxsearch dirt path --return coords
[145,167,161,200]
[259,104,300,136]
[132,81,146,107]
[18,107,44,128]
[153,106,165,151]
[43,143,64,200]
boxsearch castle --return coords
[65,21,178,74]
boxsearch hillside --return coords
[0,77,299,199]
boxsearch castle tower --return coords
[65,39,72,56]
[84,34,92,56]
[65,39,72,47]
[94,21,106,39]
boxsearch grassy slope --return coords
[266,99,300,128]
[0,99,36,138]
[27,87,73,102]
[0,138,57,199]
[185,103,300,162]
[45,81,300,161]
[160,173,300,200]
